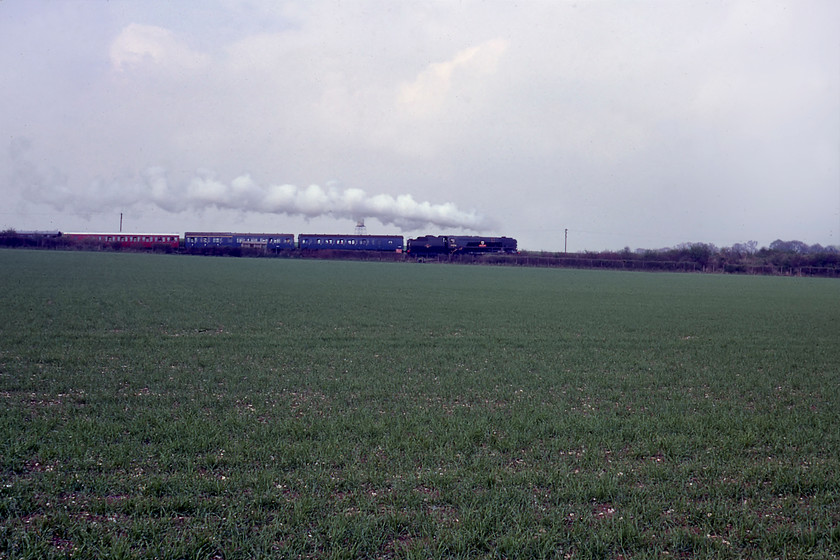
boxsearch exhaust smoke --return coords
[18,161,495,232]
[155,169,495,231]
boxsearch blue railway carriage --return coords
[64,232,180,249]
[184,232,236,249]
[298,234,404,252]
[184,232,295,251]
[234,233,295,251]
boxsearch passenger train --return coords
[4,230,518,256]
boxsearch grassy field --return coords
[1,249,838,559]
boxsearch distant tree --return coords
[769,239,809,254]
[0,229,23,247]
[769,239,786,252]
[732,240,758,255]
[674,242,715,266]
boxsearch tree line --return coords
[519,240,840,276]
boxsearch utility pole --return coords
[120,213,123,232]
[564,228,568,254]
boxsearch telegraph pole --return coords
[564,228,568,254]
[120,213,123,232]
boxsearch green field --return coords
[1,249,838,559]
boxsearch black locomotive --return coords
[406,235,518,256]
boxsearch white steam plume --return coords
[153,168,494,230]
[18,161,495,231]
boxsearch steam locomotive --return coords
[406,235,518,255]
[7,230,518,255]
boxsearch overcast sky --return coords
[2,0,838,251]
